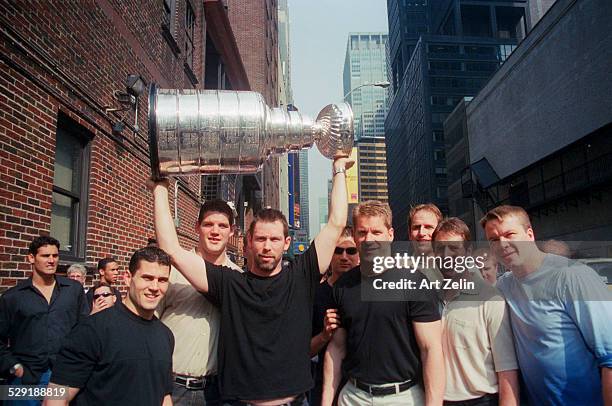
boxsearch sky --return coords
[288,0,389,233]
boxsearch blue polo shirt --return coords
[497,254,612,406]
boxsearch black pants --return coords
[172,380,222,406]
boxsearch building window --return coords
[433,131,444,142]
[50,114,91,261]
[163,0,175,31]
[162,0,181,56]
[185,1,196,70]
[434,149,446,160]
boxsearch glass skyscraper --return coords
[385,0,530,237]
[343,33,390,203]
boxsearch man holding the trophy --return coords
[148,86,357,405]
[150,154,351,405]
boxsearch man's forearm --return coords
[321,345,344,406]
[152,183,182,257]
[327,168,348,230]
[498,370,520,406]
[421,346,445,406]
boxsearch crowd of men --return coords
[0,154,610,406]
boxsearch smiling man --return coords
[432,218,519,406]
[322,201,444,406]
[482,205,612,406]
[45,247,174,406]
[150,156,353,405]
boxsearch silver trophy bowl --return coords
[148,84,354,179]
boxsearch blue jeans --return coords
[172,381,221,406]
[6,369,52,406]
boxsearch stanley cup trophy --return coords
[148,84,354,179]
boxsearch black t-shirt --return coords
[205,244,320,400]
[333,267,440,385]
[51,302,175,406]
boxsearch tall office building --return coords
[385,0,531,237]
[343,33,390,203]
[277,0,291,221]
[298,150,310,240]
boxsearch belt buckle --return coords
[185,377,202,390]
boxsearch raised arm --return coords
[413,320,444,406]
[314,156,354,273]
[148,179,210,293]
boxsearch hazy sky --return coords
[288,0,389,233]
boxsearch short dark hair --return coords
[28,236,60,255]
[128,247,171,276]
[97,257,117,271]
[248,208,289,238]
[198,199,234,226]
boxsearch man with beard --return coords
[44,247,174,406]
[150,156,353,405]
[432,218,519,406]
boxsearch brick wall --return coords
[227,0,281,209]
[0,0,207,292]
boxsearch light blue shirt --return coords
[497,254,612,406]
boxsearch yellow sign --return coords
[298,244,305,252]
[347,147,359,203]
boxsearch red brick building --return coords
[228,0,281,210]
[0,0,251,292]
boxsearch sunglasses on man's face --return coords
[334,247,358,255]
[93,292,114,299]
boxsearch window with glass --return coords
[50,114,91,260]
[185,2,195,69]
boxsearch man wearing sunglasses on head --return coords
[309,226,360,405]
[89,282,117,315]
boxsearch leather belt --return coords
[351,377,417,396]
[174,373,217,390]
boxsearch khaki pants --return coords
[338,380,425,406]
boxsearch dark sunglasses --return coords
[93,292,114,299]
[334,247,358,255]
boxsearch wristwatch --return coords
[10,363,23,375]
[332,167,346,176]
